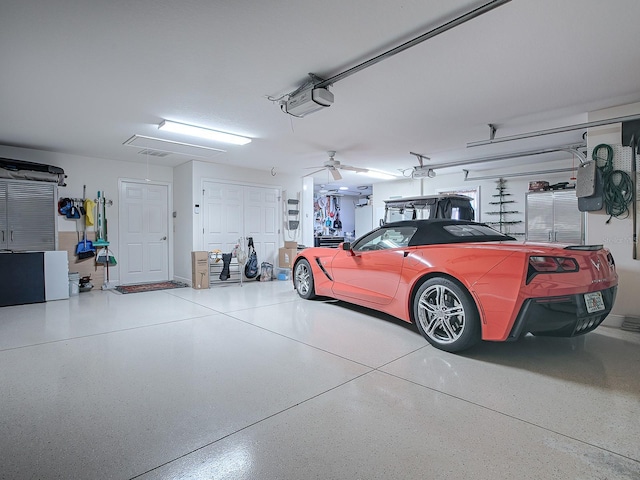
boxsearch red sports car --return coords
[293,219,618,352]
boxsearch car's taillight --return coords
[607,252,615,268]
[527,256,579,283]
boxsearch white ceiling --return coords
[2,1,640,191]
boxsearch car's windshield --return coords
[443,224,509,237]
[353,226,417,251]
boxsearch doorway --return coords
[202,181,279,267]
[118,180,171,285]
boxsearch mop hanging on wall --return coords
[93,191,117,290]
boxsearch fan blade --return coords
[330,168,342,181]
[303,169,326,177]
[340,165,368,173]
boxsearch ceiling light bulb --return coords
[158,120,251,145]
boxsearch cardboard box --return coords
[191,251,209,289]
[284,241,298,249]
[278,247,298,268]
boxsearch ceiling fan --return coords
[305,151,368,181]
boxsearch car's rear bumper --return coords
[507,286,617,340]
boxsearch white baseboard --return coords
[173,274,192,287]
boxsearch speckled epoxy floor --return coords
[0,281,638,479]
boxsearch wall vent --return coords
[138,149,170,157]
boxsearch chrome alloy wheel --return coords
[417,284,466,344]
[293,258,315,299]
[296,262,311,295]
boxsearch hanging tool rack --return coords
[284,191,301,241]
[93,190,116,289]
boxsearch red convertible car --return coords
[293,219,618,352]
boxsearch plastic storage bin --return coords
[68,272,80,296]
[276,268,290,281]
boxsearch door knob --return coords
[161,236,167,240]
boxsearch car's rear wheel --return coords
[414,277,480,352]
[294,259,316,300]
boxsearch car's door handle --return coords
[403,251,410,257]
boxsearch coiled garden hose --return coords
[592,143,633,223]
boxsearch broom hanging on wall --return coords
[75,185,95,260]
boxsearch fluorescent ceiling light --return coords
[158,120,251,145]
[357,170,396,180]
[339,186,349,190]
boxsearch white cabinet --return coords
[44,251,69,300]
[525,190,584,244]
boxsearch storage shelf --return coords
[209,254,243,286]
[314,236,344,248]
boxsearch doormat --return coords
[115,281,189,294]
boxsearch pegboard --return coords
[588,144,639,196]
[588,144,633,172]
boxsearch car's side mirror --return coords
[342,242,356,256]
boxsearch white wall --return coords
[173,162,194,284]
[586,101,640,324]
[370,176,423,224]
[0,146,306,286]
[170,160,304,284]
[301,177,314,247]
[371,159,575,227]
[337,197,356,238]
[0,145,174,285]
[369,144,634,328]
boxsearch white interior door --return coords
[119,181,169,285]
[203,181,280,268]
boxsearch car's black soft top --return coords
[382,219,516,246]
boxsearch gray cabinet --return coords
[0,181,6,248]
[0,179,57,251]
[526,190,584,244]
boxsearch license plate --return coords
[584,291,605,313]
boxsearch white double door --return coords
[203,181,279,268]
[119,180,170,285]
